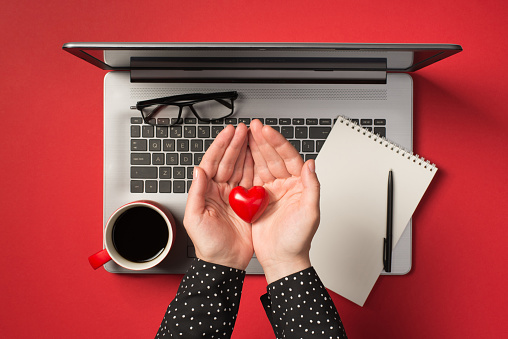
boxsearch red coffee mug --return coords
[89,201,175,271]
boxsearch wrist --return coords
[195,251,250,271]
[261,256,312,284]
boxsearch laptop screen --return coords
[63,43,461,72]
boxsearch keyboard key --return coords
[364,126,373,132]
[142,125,154,138]
[159,167,172,179]
[212,126,224,138]
[374,119,386,125]
[152,153,164,165]
[131,167,157,179]
[319,118,332,125]
[170,126,182,138]
[173,167,186,179]
[131,139,147,151]
[156,126,168,138]
[177,139,189,152]
[157,118,170,126]
[131,153,150,165]
[295,127,308,139]
[289,140,301,152]
[131,125,141,137]
[360,119,373,125]
[180,153,193,165]
[238,118,251,125]
[149,139,161,151]
[130,180,143,193]
[194,153,204,165]
[211,118,224,124]
[166,153,178,165]
[279,118,291,125]
[305,154,318,161]
[351,119,359,124]
[374,127,386,137]
[145,180,158,193]
[292,118,304,125]
[187,167,194,179]
[190,139,203,152]
[173,181,186,193]
[204,140,214,151]
[184,118,197,124]
[265,118,277,125]
[316,140,326,152]
[309,127,331,139]
[131,117,143,124]
[198,126,210,138]
[159,180,171,193]
[171,118,183,125]
[306,118,318,125]
[302,140,315,152]
[163,139,175,151]
[187,246,196,257]
[281,126,294,138]
[184,126,196,138]
[225,118,237,125]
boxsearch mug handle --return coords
[88,249,112,269]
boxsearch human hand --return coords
[248,119,321,284]
[183,124,254,270]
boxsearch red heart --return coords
[229,186,269,223]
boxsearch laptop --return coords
[63,42,461,274]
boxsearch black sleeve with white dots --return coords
[260,267,348,338]
[155,258,245,338]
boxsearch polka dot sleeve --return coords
[260,267,348,339]
[155,258,246,338]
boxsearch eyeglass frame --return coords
[131,91,239,126]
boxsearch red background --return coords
[1,0,507,338]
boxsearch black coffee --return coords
[112,206,169,263]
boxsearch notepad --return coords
[310,117,437,306]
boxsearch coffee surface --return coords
[112,206,169,263]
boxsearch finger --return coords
[252,159,264,187]
[248,124,276,183]
[250,119,291,179]
[199,125,235,179]
[185,167,208,218]
[215,123,248,183]
[300,159,320,212]
[262,124,304,176]
[239,147,254,188]
[228,133,248,186]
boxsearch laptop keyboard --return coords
[130,117,386,193]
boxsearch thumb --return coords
[300,159,320,211]
[186,167,209,216]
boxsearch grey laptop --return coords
[63,42,461,274]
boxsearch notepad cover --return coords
[311,117,437,306]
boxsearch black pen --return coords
[384,170,393,272]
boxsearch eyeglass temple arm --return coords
[214,98,233,109]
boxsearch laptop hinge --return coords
[129,57,387,84]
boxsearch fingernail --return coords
[308,160,315,173]
[193,167,198,179]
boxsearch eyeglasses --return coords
[130,91,238,126]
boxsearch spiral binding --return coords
[337,116,437,172]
